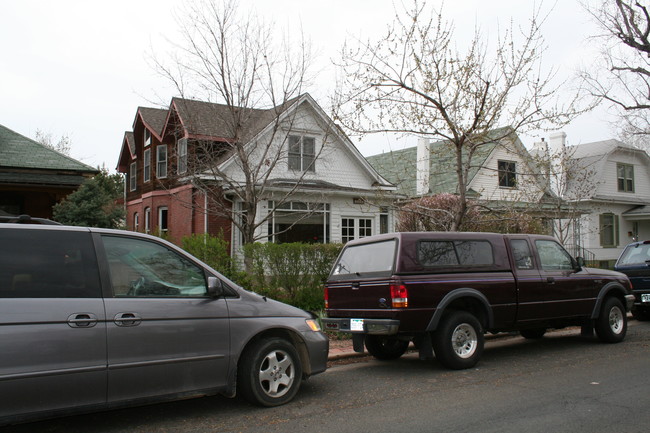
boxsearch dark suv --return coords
[615,240,650,321]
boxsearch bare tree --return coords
[35,129,71,156]
[333,1,583,230]
[152,0,333,248]
[581,0,650,146]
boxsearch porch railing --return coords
[566,244,596,265]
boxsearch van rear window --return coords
[331,239,396,277]
[418,240,494,267]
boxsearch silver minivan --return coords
[0,224,328,425]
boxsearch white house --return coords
[366,126,554,213]
[562,138,650,267]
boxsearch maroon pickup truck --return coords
[322,232,634,369]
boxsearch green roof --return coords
[366,128,513,197]
[0,124,97,172]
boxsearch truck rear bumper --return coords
[322,318,400,335]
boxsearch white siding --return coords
[469,146,545,202]
[595,149,650,200]
[222,102,379,190]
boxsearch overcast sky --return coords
[0,0,611,170]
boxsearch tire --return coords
[238,338,302,407]
[520,328,546,339]
[595,297,627,343]
[632,307,650,321]
[432,311,484,370]
[364,335,409,360]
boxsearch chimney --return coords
[416,137,430,195]
[548,131,567,195]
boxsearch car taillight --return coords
[390,284,408,308]
[324,286,329,309]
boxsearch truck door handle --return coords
[114,312,142,327]
[547,277,555,284]
[67,313,98,328]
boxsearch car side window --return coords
[0,229,101,298]
[102,235,208,297]
[535,240,574,271]
[510,239,534,270]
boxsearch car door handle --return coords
[546,277,555,284]
[67,313,98,328]
[114,312,142,327]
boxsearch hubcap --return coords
[258,349,295,398]
[609,306,624,335]
[451,323,477,359]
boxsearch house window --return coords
[144,129,151,147]
[144,207,151,233]
[380,207,389,234]
[288,135,315,172]
[342,217,373,243]
[129,162,137,191]
[498,160,517,188]
[143,149,151,183]
[617,163,634,192]
[267,201,329,243]
[157,145,167,179]
[600,213,619,248]
[178,138,188,174]
[158,207,168,233]
[134,212,139,231]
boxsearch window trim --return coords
[498,160,517,189]
[129,162,137,192]
[156,145,167,179]
[143,149,151,183]
[617,163,634,193]
[158,206,168,234]
[599,213,619,248]
[144,207,151,234]
[144,129,151,147]
[177,138,188,174]
[288,135,316,172]
[342,217,373,243]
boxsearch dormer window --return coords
[143,149,151,183]
[144,129,151,147]
[288,135,315,172]
[617,163,634,192]
[498,160,517,188]
[157,145,167,179]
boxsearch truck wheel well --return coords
[444,297,489,329]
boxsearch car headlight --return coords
[305,319,321,332]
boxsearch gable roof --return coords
[0,124,97,173]
[366,126,523,197]
[166,97,282,144]
[216,93,396,190]
[565,139,650,201]
[136,107,168,139]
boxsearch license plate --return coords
[642,294,650,303]
[350,318,364,331]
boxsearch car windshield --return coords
[617,243,650,266]
[331,239,396,277]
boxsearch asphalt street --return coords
[3,321,650,433]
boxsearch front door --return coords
[99,234,230,403]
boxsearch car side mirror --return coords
[575,256,585,270]
[207,276,225,298]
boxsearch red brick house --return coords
[116,94,397,253]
